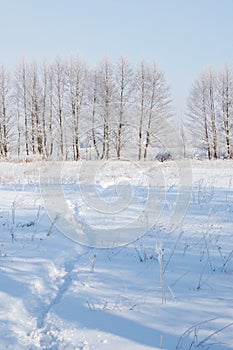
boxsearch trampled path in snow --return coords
[0,160,233,349]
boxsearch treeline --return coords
[1,57,233,161]
[187,66,233,159]
[0,57,172,161]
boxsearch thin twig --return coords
[197,322,233,347]
[163,231,183,274]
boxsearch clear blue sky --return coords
[1,0,233,114]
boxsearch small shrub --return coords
[155,152,172,162]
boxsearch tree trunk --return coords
[209,83,218,159]
[138,64,145,161]
[22,65,29,156]
[91,75,100,159]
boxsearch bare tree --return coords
[41,62,49,157]
[29,62,43,155]
[52,58,66,158]
[218,65,233,158]
[187,69,222,159]
[135,60,171,160]
[48,65,55,157]
[97,59,116,159]
[14,61,31,157]
[115,57,133,159]
[16,94,21,157]
[89,70,100,159]
[66,57,87,160]
[0,66,11,158]
[143,62,171,160]
[208,69,218,159]
[187,72,212,159]
[136,60,147,160]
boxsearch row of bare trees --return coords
[2,58,233,162]
[187,66,233,159]
[0,57,172,161]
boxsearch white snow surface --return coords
[0,159,233,349]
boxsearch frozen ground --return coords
[0,160,233,349]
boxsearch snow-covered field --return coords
[0,160,233,349]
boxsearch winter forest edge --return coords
[0,56,233,162]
